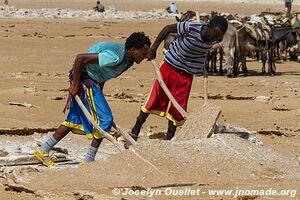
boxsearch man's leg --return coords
[83,138,104,163]
[81,83,112,163]
[132,62,173,138]
[40,125,70,154]
[164,62,193,135]
[124,110,149,149]
[124,62,172,149]
[132,110,150,137]
[166,120,177,140]
[34,125,70,166]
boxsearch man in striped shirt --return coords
[125,16,228,148]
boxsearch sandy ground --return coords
[0,1,300,200]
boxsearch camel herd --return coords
[164,10,300,77]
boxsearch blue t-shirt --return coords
[170,4,177,13]
[84,42,129,83]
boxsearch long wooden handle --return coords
[196,11,209,104]
[204,73,208,104]
[151,60,187,119]
[112,122,137,145]
[74,95,124,151]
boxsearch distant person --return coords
[4,0,8,5]
[94,1,105,12]
[166,2,178,14]
[284,0,293,13]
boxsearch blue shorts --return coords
[62,81,113,139]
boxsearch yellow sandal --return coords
[79,161,87,165]
[33,148,56,167]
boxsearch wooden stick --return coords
[196,11,221,138]
[74,95,124,151]
[206,109,221,138]
[150,60,187,119]
[195,11,209,104]
[112,122,137,145]
[59,96,163,173]
[204,72,208,104]
[9,102,35,108]
[196,11,200,22]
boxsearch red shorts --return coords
[141,61,193,126]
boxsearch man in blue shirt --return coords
[34,32,151,166]
[170,3,178,14]
[166,2,178,14]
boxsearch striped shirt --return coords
[165,21,214,75]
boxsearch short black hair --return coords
[209,16,228,33]
[125,32,151,50]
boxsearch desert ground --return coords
[0,1,299,200]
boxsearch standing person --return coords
[94,1,105,12]
[34,32,151,166]
[124,16,228,149]
[166,2,178,14]
[284,0,293,13]
[170,2,178,14]
[4,0,8,5]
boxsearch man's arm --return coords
[69,53,98,96]
[148,23,177,60]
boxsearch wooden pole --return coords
[195,11,209,104]
[74,95,124,151]
[74,96,161,174]
[150,60,187,119]
[112,122,137,145]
